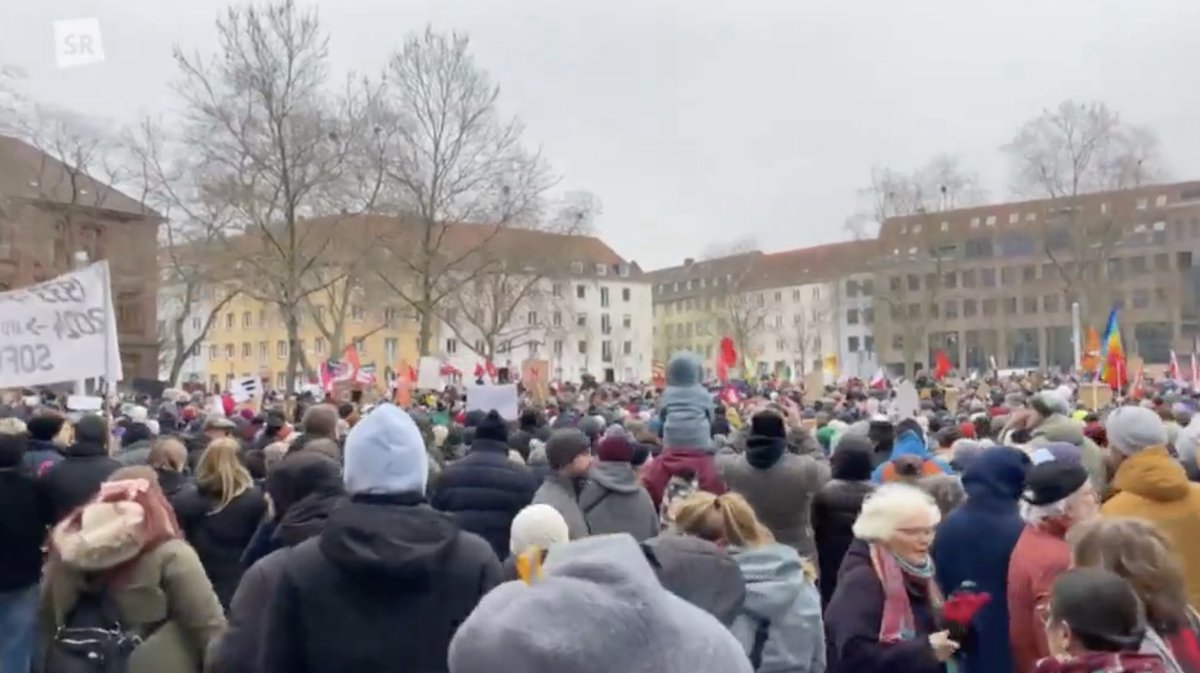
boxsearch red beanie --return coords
[596,434,633,463]
[958,421,976,439]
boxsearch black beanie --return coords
[474,410,509,443]
[750,411,786,439]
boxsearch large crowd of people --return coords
[1,350,1200,673]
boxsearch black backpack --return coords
[45,588,159,673]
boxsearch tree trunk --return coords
[418,306,434,356]
[284,308,301,393]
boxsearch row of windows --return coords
[571,285,633,305]
[208,337,387,362]
[887,252,1193,293]
[897,194,1172,237]
[887,287,1170,321]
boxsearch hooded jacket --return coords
[869,430,951,484]
[259,493,502,673]
[719,434,831,558]
[0,460,51,592]
[640,448,726,509]
[578,461,659,542]
[1031,413,1108,495]
[1102,446,1200,608]
[531,473,589,540]
[641,534,746,625]
[812,440,875,606]
[40,440,121,524]
[730,543,825,673]
[931,447,1029,673]
[173,483,267,610]
[431,437,538,560]
[22,437,62,476]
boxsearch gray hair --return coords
[1019,498,1070,525]
[852,483,941,541]
[301,404,340,439]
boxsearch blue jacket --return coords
[869,430,951,484]
[931,446,1029,673]
[23,439,63,476]
[431,438,537,560]
[731,543,824,673]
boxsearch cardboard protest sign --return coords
[521,359,550,402]
[893,381,920,420]
[416,357,442,390]
[1079,383,1113,410]
[0,262,122,388]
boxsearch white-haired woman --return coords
[825,483,957,673]
[1006,460,1098,673]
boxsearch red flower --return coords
[943,591,991,626]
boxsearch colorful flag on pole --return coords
[1168,350,1181,381]
[1099,307,1125,390]
[1081,327,1101,372]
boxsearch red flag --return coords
[473,362,485,378]
[933,351,952,381]
[485,360,498,380]
[716,359,728,383]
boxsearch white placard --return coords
[0,262,122,388]
[66,395,104,411]
[892,381,920,421]
[230,375,263,403]
[417,356,442,390]
[467,384,519,420]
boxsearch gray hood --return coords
[587,461,640,494]
[641,534,746,626]
[733,543,804,620]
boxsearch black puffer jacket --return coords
[259,493,501,673]
[40,441,120,524]
[811,439,875,606]
[431,439,537,559]
[174,483,267,609]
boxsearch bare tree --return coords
[171,0,384,391]
[844,155,987,240]
[370,28,553,356]
[699,238,765,371]
[442,191,598,362]
[1004,100,1163,330]
[872,230,960,375]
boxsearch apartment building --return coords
[872,181,1200,374]
[647,252,764,375]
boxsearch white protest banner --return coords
[66,395,104,412]
[0,261,122,388]
[230,376,263,403]
[892,381,921,420]
[417,356,442,390]
[466,383,519,420]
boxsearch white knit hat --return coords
[1105,406,1168,456]
[510,504,569,555]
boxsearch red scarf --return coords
[870,543,943,643]
[1034,652,1166,673]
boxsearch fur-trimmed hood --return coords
[52,500,148,571]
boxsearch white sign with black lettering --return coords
[230,376,263,403]
[0,261,122,388]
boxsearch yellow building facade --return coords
[200,290,421,393]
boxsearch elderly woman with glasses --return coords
[825,483,956,673]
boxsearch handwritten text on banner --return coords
[0,261,123,388]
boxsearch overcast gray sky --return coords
[4,0,1200,270]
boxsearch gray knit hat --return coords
[449,534,752,673]
[1105,406,1168,456]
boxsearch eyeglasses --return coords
[895,526,936,538]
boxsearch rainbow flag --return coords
[1099,307,1125,389]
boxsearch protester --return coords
[173,437,267,610]
[870,421,951,484]
[1072,517,1200,673]
[115,421,156,466]
[530,428,592,539]
[825,483,956,673]
[503,503,569,581]
[433,409,538,559]
[212,451,345,673]
[1028,391,1108,494]
[41,414,121,524]
[1101,406,1200,608]
[0,423,50,673]
[578,431,659,541]
[290,403,341,453]
[1036,567,1167,673]
[1008,460,1100,673]
[24,409,68,475]
[643,493,747,626]
[508,409,548,461]
[147,437,194,511]
[718,409,830,559]
[812,434,876,606]
[641,352,726,509]
[260,404,502,673]
[40,467,226,673]
[448,534,754,673]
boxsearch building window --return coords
[1132,289,1150,309]
[848,336,860,352]
[576,313,587,328]
[571,261,584,274]
[892,334,903,350]
[1044,295,1060,313]
[622,314,632,329]
[985,215,997,226]
[258,309,268,328]
[600,314,612,335]
[621,288,631,302]
[276,340,287,359]
[970,217,980,228]
[983,299,997,316]
[1009,212,1019,224]
[554,340,563,356]
[863,307,874,324]
[1022,265,1036,282]
[553,311,562,327]
[1137,197,1148,210]
[1004,297,1018,315]
[578,340,587,354]
[623,340,632,355]
[596,263,608,276]
[242,342,251,357]
[209,345,218,360]
[191,316,202,331]
[258,342,268,361]
[1023,296,1038,314]
[443,338,457,355]
[242,311,252,328]
[276,372,286,390]
[618,264,630,278]
[353,338,366,354]
[963,299,977,317]
[527,311,538,325]
[600,287,610,307]
[945,300,958,319]
[601,341,613,362]
[1001,267,1017,284]
[847,309,860,325]
[225,313,234,329]
[351,305,365,322]
[1155,194,1168,207]
[224,343,234,358]
[575,284,586,299]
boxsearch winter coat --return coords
[730,543,825,673]
[812,478,874,606]
[431,438,537,560]
[259,493,502,673]
[640,448,726,509]
[1102,446,1200,608]
[40,441,121,524]
[825,540,945,673]
[931,447,1028,673]
[531,473,589,540]
[173,484,267,610]
[40,538,227,673]
[115,439,154,467]
[1007,524,1072,673]
[641,533,746,626]
[1031,413,1108,495]
[22,438,62,476]
[869,431,951,484]
[156,469,196,516]
[1033,651,1169,673]
[0,465,51,592]
[579,462,659,542]
[209,490,341,673]
[719,435,831,558]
